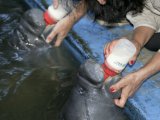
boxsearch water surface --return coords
[0,0,79,120]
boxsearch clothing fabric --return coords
[126,0,160,51]
[127,0,160,32]
[145,32,160,51]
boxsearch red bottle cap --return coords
[102,63,117,80]
[43,11,57,25]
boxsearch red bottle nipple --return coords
[43,11,57,25]
[101,63,117,80]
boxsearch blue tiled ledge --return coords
[24,0,160,120]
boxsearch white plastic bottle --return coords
[102,39,136,98]
[106,38,136,72]
[43,2,68,25]
[102,38,136,80]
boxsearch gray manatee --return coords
[7,8,48,50]
[60,59,127,120]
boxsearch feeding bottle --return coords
[43,1,69,25]
[102,38,136,98]
[15,1,71,49]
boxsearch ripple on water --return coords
[0,0,79,120]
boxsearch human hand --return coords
[104,38,140,65]
[109,72,144,108]
[97,0,106,5]
[53,0,59,9]
[46,15,74,46]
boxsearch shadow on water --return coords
[0,0,79,120]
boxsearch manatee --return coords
[7,8,48,50]
[60,59,127,120]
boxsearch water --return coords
[0,0,79,120]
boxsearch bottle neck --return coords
[101,63,117,80]
[43,11,57,25]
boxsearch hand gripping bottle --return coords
[12,0,72,50]
[42,1,72,42]
[102,38,136,98]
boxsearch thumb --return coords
[110,78,126,93]
[128,51,139,65]
[129,56,136,65]
[54,34,64,47]
[53,0,59,9]
[104,40,118,57]
[129,40,141,65]
[46,29,57,43]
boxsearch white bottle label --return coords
[106,39,136,71]
[107,54,129,71]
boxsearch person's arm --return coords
[126,7,157,62]
[126,26,155,64]
[132,26,155,53]
[110,51,160,108]
[104,26,155,65]
[70,0,87,22]
[138,51,160,81]
[107,26,156,108]
[47,0,87,46]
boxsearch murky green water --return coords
[0,0,79,120]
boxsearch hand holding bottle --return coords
[47,0,87,46]
[46,15,75,46]
[104,38,138,67]
[110,71,144,108]
[103,38,143,108]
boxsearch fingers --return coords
[113,79,131,108]
[110,77,127,92]
[97,0,106,5]
[129,57,136,65]
[46,29,57,43]
[129,48,138,65]
[129,40,141,65]
[104,40,118,57]
[46,29,64,47]
[114,87,129,108]
[111,76,136,107]
[104,43,111,57]
[54,35,64,47]
[53,0,59,9]
[128,48,140,65]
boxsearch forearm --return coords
[132,26,155,51]
[136,52,160,81]
[68,0,87,23]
